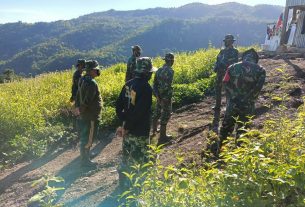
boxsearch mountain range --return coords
[0,2,283,75]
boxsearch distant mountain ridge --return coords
[0,2,283,75]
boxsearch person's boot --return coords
[157,124,172,146]
[81,148,97,169]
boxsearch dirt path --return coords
[0,58,304,207]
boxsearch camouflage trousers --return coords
[219,101,255,144]
[152,99,172,125]
[213,70,226,123]
[79,119,99,151]
[119,134,150,189]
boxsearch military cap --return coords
[242,48,259,63]
[76,59,86,66]
[162,53,175,61]
[85,60,100,71]
[131,45,142,51]
[134,57,157,75]
[223,34,236,42]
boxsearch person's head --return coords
[134,57,157,80]
[85,60,101,78]
[242,48,259,64]
[132,45,142,57]
[223,34,235,48]
[76,59,86,70]
[163,53,175,67]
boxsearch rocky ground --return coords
[0,57,305,207]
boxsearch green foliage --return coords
[28,175,65,207]
[0,48,220,164]
[0,3,281,74]
[121,103,305,206]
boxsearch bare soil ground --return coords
[0,58,305,207]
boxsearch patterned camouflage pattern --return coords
[153,99,172,125]
[125,55,137,82]
[153,64,174,99]
[134,57,156,75]
[242,48,259,63]
[85,60,99,71]
[153,64,174,125]
[118,134,150,188]
[213,47,239,124]
[219,59,266,141]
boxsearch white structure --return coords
[281,0,305,48]
[263,0,305,51]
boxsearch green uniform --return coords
[213,47,239,124]
[153,64,174,125]
[76,74,102,154]
[219,60,266,143]
[125,55,137,82]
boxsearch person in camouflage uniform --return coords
[70,59,86,102]
[212,34,239,133]
[125,45,142,82]
[216,48,266,153]
[116,57,157,189]
[75,60,102,168]
[152,53,175,145]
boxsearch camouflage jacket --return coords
[223,60,266,104]
[214,47,239,73]
[76,74,102,121]
[71,70,82,101]
[153,64,174,99]
[125,55,137,82]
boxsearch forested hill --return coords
[0,2,283,75]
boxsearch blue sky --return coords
[0,0,286,23]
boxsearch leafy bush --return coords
[0,47,247,164]
[120,100,305,207]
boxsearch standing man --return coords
[212,34,239,133]
[116,57,157,188]
[216,48,266,153]
[75,60,102,168]
[125,45,142,82]
[70,59,86,103]
[152,53,175,145]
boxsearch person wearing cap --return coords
[125,45,142,82]
[212,34,239,134]
[211,48,265,155]
[75,60,102,168]
[70,59,86,102]
[116,57,157,189]
[152,53,175,145]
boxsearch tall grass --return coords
[0,48,218,165]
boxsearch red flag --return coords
[223,67,230,83]
[276,13,283,29]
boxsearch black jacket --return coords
[116,77,152,137]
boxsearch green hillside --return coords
[0,3,282,75]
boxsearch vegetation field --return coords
[0,48,219,166]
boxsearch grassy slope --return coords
[0,48,219,165]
